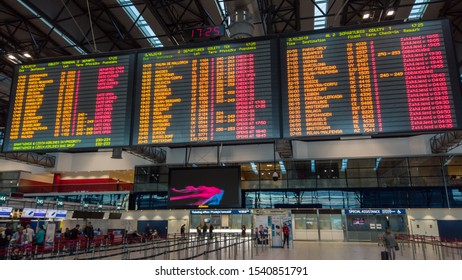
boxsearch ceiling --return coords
[0,0,461,131]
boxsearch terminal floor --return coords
[53,240,452,260]
[252,241,441,260]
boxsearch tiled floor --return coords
[17,237,461,260]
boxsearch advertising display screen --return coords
[281,19,462,138]
[168,166,241,208]
[33,209,47,218]
[0,207,13,218]
[3,54,134,152]
[133,39,280,145]
[21,208,35,218]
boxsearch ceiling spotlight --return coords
[362,11,371,20]
[386,9,395,17]
[7,54,16,60]
[23,52,32,58]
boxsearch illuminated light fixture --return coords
[250,162,258,175]
[279,160,286,175]
[17,0,87,55]
[6,54,22,64]
[313,0,328,30]
[408,0,428,20]
[374,157,382,171]
[341,159,348,172]
[215,0,231,37]
[362,11,371,20]
[386,9,395,17]
[117,0,163,47]
[311,160,316,173]
[23,52,32,58]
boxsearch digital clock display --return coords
[185,25,225,41]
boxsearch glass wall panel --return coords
[306,215,318,230]
[294,214,307,230]
[319,214,332,230]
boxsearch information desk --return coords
[133,39,280,145]
[281,19,462,138]
[3,54,134,152]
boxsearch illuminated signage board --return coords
[133,39,280,145]
[3,54,134,152]
[281,19,462,138]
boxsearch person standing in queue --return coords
[83,222,94,251]
[69,224,80,255]
[209,224,214,239]
[180,224,186,240]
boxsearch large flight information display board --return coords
[133,39,280,145]
[3,55,134,152]
[281,19,462,138]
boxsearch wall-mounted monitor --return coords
[168,166,241,209]
[3,54,134,152]
[133,38,280,145]
[280,19,462,138]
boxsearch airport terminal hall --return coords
[2,0,462,261]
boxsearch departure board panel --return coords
[281,19,462,138]
[3,55,134,152]
[133,39,280,145]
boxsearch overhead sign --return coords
[21,208,35,218]
[345,209,406,215]
[33,208,47,218]
[56,210,67,219]
[190,209,252,215]
[36,198,44,206]
[0,193,7,205]
[0,207,13,218]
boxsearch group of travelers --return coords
[195,223,214,238]
[0,223,46,259]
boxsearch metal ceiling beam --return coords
[257,0,274,35]
[144,0,181,45]
[430,131,462,154]
[0,1,73,57]
[0,152,56,168]
[67,0,143,52]
[125,146,167,163]
[20,0,91,53]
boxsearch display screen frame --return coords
[168,166,242,209]
[279,18,462,140]
[2,51,136,152]
[132,36,282,147]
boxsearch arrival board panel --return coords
[281,19,462,138]
[133,39,280,145]
[3,55,134,152]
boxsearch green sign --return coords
[37,199,44,206]
[0,193,6,205]
[56,199,64,208]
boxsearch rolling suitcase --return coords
[381,250,389,260]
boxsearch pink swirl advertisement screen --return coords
[168,166,241,208]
